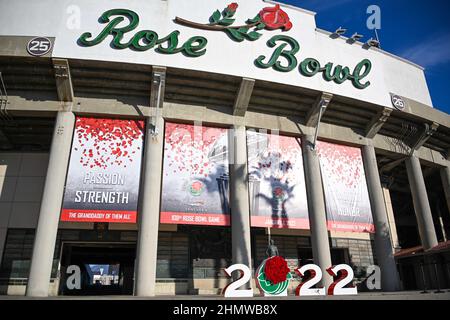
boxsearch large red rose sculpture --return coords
[259,4,292,31]
[264,256,291,285]
[175,3,293,42]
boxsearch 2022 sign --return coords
[223,257,381,298]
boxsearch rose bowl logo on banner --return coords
[189,180,205,196]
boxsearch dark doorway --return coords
[59,243,135,296]
[297,247,350,266]
[186,226,231,291]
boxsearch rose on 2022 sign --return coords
[264,256,290,285]
[257,257,293,296]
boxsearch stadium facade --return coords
[0,0,449,297]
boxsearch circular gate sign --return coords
[26,37,52,56]
[390,94,406,111]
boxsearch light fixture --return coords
[351,33,364,42]
[334,27,347,36]
[366,38,380,48]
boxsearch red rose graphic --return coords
[273,187,284,198]
[259,4,293,31]
[191,181,203,192]
[227,3,238,13]
[264,256,290,285]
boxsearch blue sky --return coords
[278,0,450,113]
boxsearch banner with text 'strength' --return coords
[61,117,144,223]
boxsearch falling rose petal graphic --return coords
[316,141,362,189]
[164,123,227,176]
[74,117,144,169]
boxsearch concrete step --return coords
[188,288,263,295]
[188,288,223,295]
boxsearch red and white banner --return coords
[247,131,309,229]
[160,123,230,226]
[317,141,374,233]
[61,117,144,223]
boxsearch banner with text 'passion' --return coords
[61,117,144,223]
[161,123,230,226]
[317,141,374,233]
[247,131,309,229]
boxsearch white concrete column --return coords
[405,156,438,250]
[229,125,253,282]
[301,135,333,288]
[362,144,401,291]
[26,111,75,297]
[382,187,400,251]
[0,228,7,268]
[441,166,450,219]
[134,116,164,296]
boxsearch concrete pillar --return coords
[301,135,332,288]
[229,125,252,282]
[405,156,438,250]
[441,166,450,218]
[0,228,7,268]
[134,117,164,296]
[26,111,75,297]
[382,187,400,251]
[362,144,401,291]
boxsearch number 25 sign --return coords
[223,256,369,298]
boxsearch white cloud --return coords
[400,33,450,69]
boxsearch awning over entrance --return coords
[394,240,450,259]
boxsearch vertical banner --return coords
[161,123,230,226]
[247,131,309,229]
[317,141,374,233]
[61,117,144,223]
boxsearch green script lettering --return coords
[79,9,207,57]
[299,58,320,77]
[321,63,350,84]
[79,9,139,49]
[255,35,299,72]
[257,35,372,89]
[78,9,372,89]
[350,59,372,89]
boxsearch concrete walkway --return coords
[1,290,449,300]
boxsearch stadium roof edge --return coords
[262,0,317,16]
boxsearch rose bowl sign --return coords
[79,3,372,90]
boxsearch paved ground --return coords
[1,290,449,300]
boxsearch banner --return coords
[247,131,309,229]
[61,117,144,223]
[317,141,374,233]
[161,123,230,226]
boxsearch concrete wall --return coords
[0,153,49,268]
[0,153,49,227]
